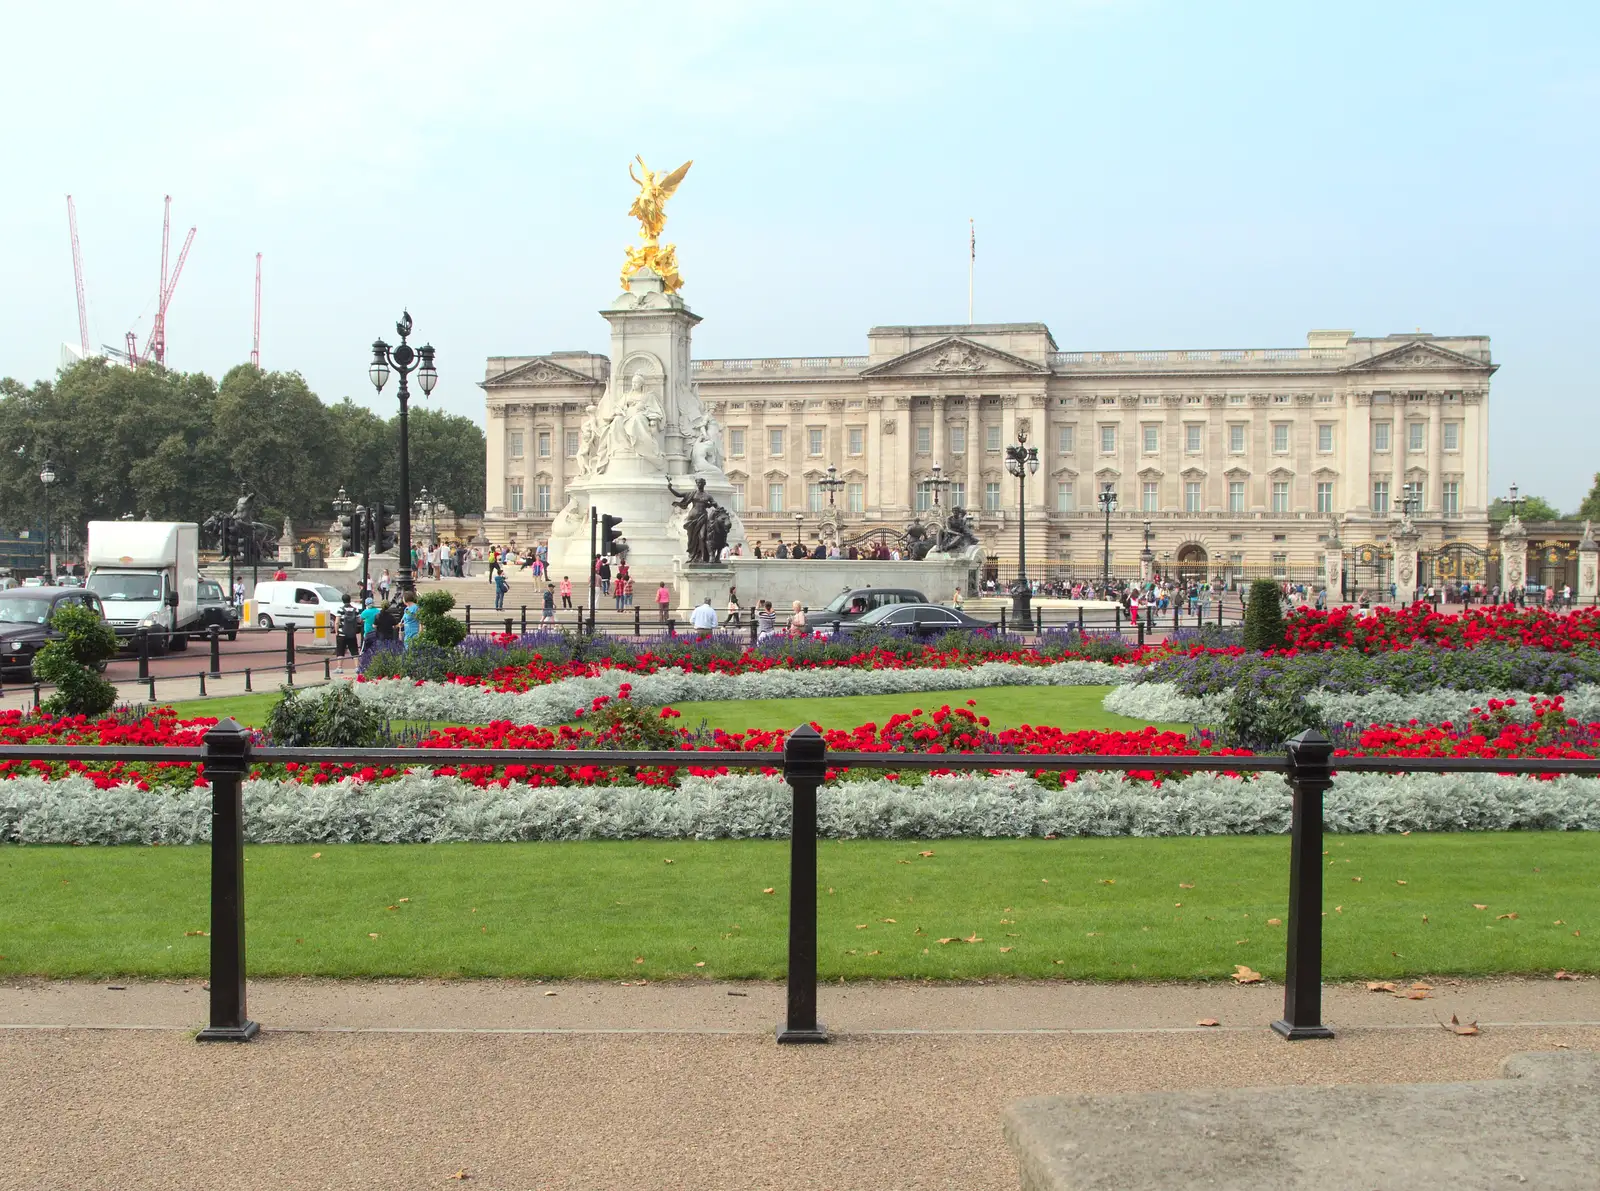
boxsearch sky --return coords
[3,1,1596,509]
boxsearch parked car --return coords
[0,587,109,678]
[830,602,998,639]
[250,580,346,630]
[193,578,241,641]
[802,586,927,629]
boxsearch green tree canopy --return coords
[1489,493,1563,522]
[1575,473,1600,522]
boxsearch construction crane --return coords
[251,252,262,368]
[65,196,91,357]
[143,196,196,367]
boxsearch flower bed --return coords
[1282,604,1600,653]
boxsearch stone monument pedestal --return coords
[1393,522,1419,605]
[1578,521,1597,606]
[673,562,736,615]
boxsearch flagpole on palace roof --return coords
[968,218,975,324]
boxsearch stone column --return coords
[551,403,567,516]
[486,404,508,517]
[1579,521,1598,606]
[1392,518,1419,605]
[1000,397,1017,513]
[892,396,913,513]
[1324,523,1346,604]
[1499,517,1528,600]
[865,397,884,518]
[1345,393,1371,513]
[931,394,947,475]
[966,397,982,515]
[1426,392,1443,512]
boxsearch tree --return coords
[403,407,486,516]
[210,366,337,528]
[1489,494,1562,522]
[1575,473,1600,522]
[1241,578,1287,652]
[33,603,119,716]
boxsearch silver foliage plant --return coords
[1103,681,1600,728]
[3,769,1597,847]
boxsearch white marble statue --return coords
[689,409,725,474]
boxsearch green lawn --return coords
[2,834,1591,981]
[164,693,282,726]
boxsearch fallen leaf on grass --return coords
[367,933,379,939]
[1396,880,1407,885]
[694,961,705,968]
[1235,939,1250,945]
[1554,971,1579,981]
[1497,913,1519,920]
[1179,882,1195,889]
[663,859,674,865]
[397,897,409,903]
[881,918,897,924]
[918,851,934,858]
[1085,931,1101,936]
[1174,903,1183,908]
[1040,878,1049,884]
[867,950,880,956]
[1335,906,1343,913]
[1098,879,1115,885]
[184,930,208,937]
[311,852,321,859]
[387,905,397,911]
[1053,959,1063,965]
[937,938,957,945]
[1231,965,1263,984]
[1555,920,1566,925]
[1445,1014,1480,1036]
[1422,915,1430,923]
[1473,904,1488,910]
[1196,1018,1220,1027]
[1366,982,1398,992]
[855,924,868,930]
[1267,918,1282,926]
[761,887,774,895]
[964,934,983,943]
[633,957,644,964]
[999,946,1013,953]
[1351,877,1362,883]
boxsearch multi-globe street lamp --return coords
[415,486,442,547]
[368,311,437,597]
[819,464,845,509]
[1098,485,1118,588]
[793,510,805,556]
[39,460,57,580]
[1004,425,1040,622]
[926,460,952,509]
[1141,518,1153,585]
[1504,482,1526,521]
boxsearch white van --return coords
[250,581,347,629]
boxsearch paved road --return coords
[1,978,1593,1190]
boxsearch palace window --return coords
[848,427,864,455]
[730,484,745,512]
[1272,552,1288,579]
[1271,480,1290,513]
[1444,421,1460,451]
[509,482,524,513]
[1142,481,1158,512]
[1408,422,1425,452]
[1229,551,1244,567]
[1142,425,1159,454]
[1373,480,1390,514]
[769,428,785,457]
[1184,481,1202,512]
[1316,481,1333,513]
[809,428,825,456]
[565,429,580,457]
[1373,422,1391,452]
[729,428,746,457]
[536,483,551,513]
[1099,425,1117,454]
[510,431,524,458]
[1058,425,1074,454]
[915,425,931,454]
[914,484,931,512]
[1056,482,1076,512]
[1317,424,1333,453]
[847,483,864,514]
[1228,481,1245,512]
[984,482,1001,511]
[1442,481,1460,516]
[1185,424,1202,453]
[1271,423,1289,453]
[1228,424,1245,453]
[950,482,965,508]
[768,481,785,512]
[986,424,1002,451]
[948,425,964,454]
[537,431,551,458]
[809,482,824,512]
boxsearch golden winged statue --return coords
[622,155,693,292]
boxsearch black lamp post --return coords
[1504,482,1525,521]
[1399,482,1422,521]
[926,460,952,510]
[819,464,845,509]
[793,510,805,555]
[415,486,441,547]
[1004,424,1040,621]
[1098,485,1118,588]
[368,311,437,598]
[39,460,57,580]
[1141,518,1153,584]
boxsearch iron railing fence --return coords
[4,724,1599,1044]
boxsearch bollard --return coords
[208,624,222,678]
[1218,598,1224,627]
[32,682,41,709]
[667,618,676,638]
[999,606,1006,634]
[137,629,151,681]
[1078,606,1085,633]
[464,604,472,633]
[284,623,297,685]
[196,718,259,1043]
[244,667,253,692]
[777,723,828,1044]
[635,606,642,636]
[148,675,157,702]
[521,606,528,635]
[199,671,207,697]
[1137,618,1144,647]
[1173,605,1179,632]
[505,617,513,637]
[1034,606,1042,634]
[1273,728,1336,1041]
[749,615,757,646]
[323,658,331,681]
[1115,607,1122,635]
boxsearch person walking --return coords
[334,594,362,674]
[690,596,718,640]
[756,600,777,641]
[493,570,509,611]
[560,575,573,610]
[374,598,399,642]
[359,596,381,647]
[614,577,626,613]
[542,583,556,625]
[401,595,420,646]
[787,599,807,634]
[622,576,634,608]
[656,581,672,624]
[725,587,741,627]
[598,557,612,596]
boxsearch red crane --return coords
[65,196,91,357]
[251,252,262,368]
[142,196,196,366]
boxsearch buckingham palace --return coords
[482,322,1494,586]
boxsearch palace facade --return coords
[483,323,1494,586]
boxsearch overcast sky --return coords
[4,1,1595,508]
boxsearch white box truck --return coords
[85,521,202,654]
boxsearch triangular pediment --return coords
[483,357,604,389]
[1344,341,1494,373]
[861,336,1049,378]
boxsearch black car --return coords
[830,602,998,639]
[0,587,109,677]
[802,586,927,629]
[193,578,240,641]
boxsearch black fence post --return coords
[1217,597,1224,627]
[1033,606,1042,634]
[284,623,296,685]
[778,723,828,1044]
[1114,606,1122,635]
[667,618,676,638]
[196,718,259,1043]
[1273,727,1336,1042]
[137,629,151,681]
[520,606,528,635]
[505,617,513,637]
[1078,606,1085,633]
[32,683,41,709]
[748,615,756,646]
[635,606,642,637]
[464,604,471,633]
[208,624,222,678]
[999,606,1006,634]
[1137,617,1145,647]
[1173,604,1179,632]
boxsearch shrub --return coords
[1222,685,1324,751]
[265,684,386,747]
[33,604,119,717]
[1241,579,1287,653]
[416,590,468,650]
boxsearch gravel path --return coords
[3,979,1595,1190]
